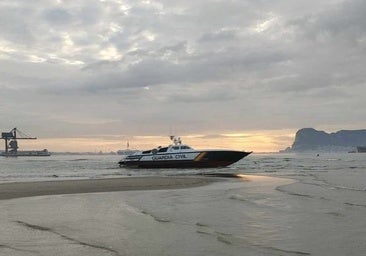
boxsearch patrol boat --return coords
[118,136,252,168]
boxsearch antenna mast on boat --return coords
[169,125,179,143]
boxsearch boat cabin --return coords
[136,136,193,155]
[141,144,193,155]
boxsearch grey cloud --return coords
[42,8,73,25]
[199,29,238,42]
[0,4,35,44]
[158,41,187,54]
[80,47,289,93]
[83,59,181,92]
[165,88,237,103]
[77,4,103,26]
[41,1,104,27]
[319,0,366,39]
[288,0,366,42]
[0,0,365,140]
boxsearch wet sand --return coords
[2,174,366,256]
[0,176,217,200]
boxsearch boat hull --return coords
[357,146,366,153]
[119,150,251,168]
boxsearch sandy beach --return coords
[1,171,366,256]
[0,176,217,200]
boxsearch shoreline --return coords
[0,176,220,201]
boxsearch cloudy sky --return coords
[1,0,365,152]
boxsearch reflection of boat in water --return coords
[1,128,51,157]
[357,146,366,153]
[119,136,252,168]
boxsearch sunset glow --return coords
[20,130,296,153]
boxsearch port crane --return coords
[1,128,37,156]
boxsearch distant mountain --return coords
[281,128,366,152]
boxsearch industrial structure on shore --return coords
[1,128,50,157]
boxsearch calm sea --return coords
[1,152,365,183]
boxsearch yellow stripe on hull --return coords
[194,152,206,161]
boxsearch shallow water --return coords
[1,152,365,183]
[1,153,366,255]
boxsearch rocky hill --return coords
[282,128,366,152]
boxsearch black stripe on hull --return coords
[119,151,251,168]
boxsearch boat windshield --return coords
[171,145,192,150]
[158,147,168,152]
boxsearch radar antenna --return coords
[170,136,182,145]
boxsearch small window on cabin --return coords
[158,147,168,152]
[181,146,191,149]
[172,146,180,150]
[142,150,151,154]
